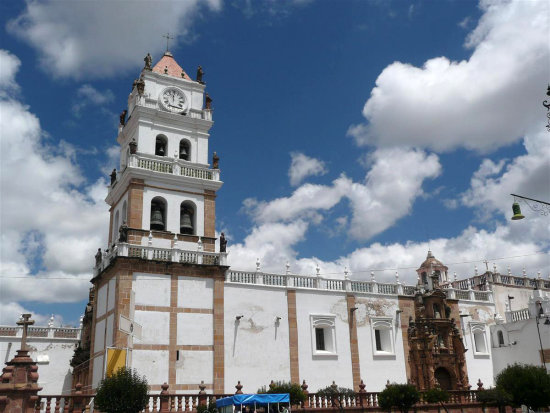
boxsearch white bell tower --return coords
[105,51,222,253]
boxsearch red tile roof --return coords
[152,52,192,81]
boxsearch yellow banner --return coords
[106,348,127,377]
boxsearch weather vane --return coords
[162,33,175,53]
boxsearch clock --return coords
[159,87,187,113]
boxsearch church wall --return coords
[109,194,128,245]
[224,283,290,394]
[176,350,213,386]
[355,295,407,391]
[107,278,116,312]
[295,290,353,392]
[0,338,76,394]
[134,273,171,306]
[133,349,170,386]
[491,284,533,317]
[96,283,108,318]
[457,301,495,387]
[178,276,214,309]
[92,353,104,389]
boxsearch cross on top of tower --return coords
[16,313,35,351]
[162,32,175,53]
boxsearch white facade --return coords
[0,324,81,394]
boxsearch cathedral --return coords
[6,51,545,397]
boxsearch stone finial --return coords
[395,271,400,284]
[316,264,321,276]
[454,272,457,282]
[344,267,349,279]
[386,379,391,388]
[16,314,34,351]
[493,263,497,273]
[256,258,261,272]
[198,380,206,395]
[161,382,169,394]
[523,268,527,277]
[301,380,308,392]
[477,379,484,390]
[79,315,84,329]
[269,380,275,391]
[474,265,478,276]
[358,380,366,393]
[331,381,338,391]
[197,238,203,252]
[537,271,541,279]
[235,381,243,394]
[285,261,290,275]
[371,272,376,282]
[48,315,54,328]
[148,231,153,246]
[508,266,511,276]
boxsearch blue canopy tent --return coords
[216,394,290,413]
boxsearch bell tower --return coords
[106,51,222,251]
[85,52,227,394]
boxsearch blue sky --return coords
[0,0,548,326]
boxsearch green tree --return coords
[197,400,219,413]
[94,367,149,413]
[476,388,512,413]
[378,383,420,413]
[257,381,305,407]
[423,388,449,413]
[495,363,550,411]
[316,384,356,413]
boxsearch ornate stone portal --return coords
[407,252,469,390]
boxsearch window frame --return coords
[371,316,395,357]
[469,322,489,356]
[310,314,337,358]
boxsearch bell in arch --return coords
[179,145,188,160]
[180,207,194,234]
[150,206,165,230]
[511,201,524,220]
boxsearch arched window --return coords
[150,197,167,231]
[497,330,505,347]
[113,210,120,244]
[122,201,127,225]
[470,323,488,354]
[421,272,428,285]
[179,201,195,235]
[179,139,190,161]
[433,304,441,319]
[155,135,167,157]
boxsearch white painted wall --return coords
[96,284,108,318]
[94,319,106,354]
[295,290,353,392]
[176,350,213,385]
[107,278,116,312]
[224,284,290,393]
[132,349,169,384]
[492,284,533,317]
[106,314,114,347]
[0,338,77,394]
[354,296,407,391]
[458,301,496,387]
[134,311,170,345]
[133,273,171,306]
[178,276,213,309]
[92,354,104,389]
[177,313,212,345]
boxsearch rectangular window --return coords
[315,328,325,351]
[375,329,382,351]
[371,317,395,356]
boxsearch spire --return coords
[152,53,192,80]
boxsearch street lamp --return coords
[535,303,550,369]
[510,194,550,221]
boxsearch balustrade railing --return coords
[95,243,227,275]
[508,307,531,322]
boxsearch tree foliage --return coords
[257,381,305,406]
[476,388,512,413]
[316,385,356,413]
[424,388,450,413]
[94,367,149,413]
[197,400,218,413]
[495,363,550,410]
[378,383,420,413]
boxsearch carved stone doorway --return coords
[434,367,452,390]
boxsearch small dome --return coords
[152,52,192,80]
[419,250,445,269]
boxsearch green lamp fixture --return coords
[511,201,525,220]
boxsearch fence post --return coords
[301,380,309,408]
[358,380,366,407]
[198,380,207,406]
[159,382,170,413]
[235,381,243,394]
[71,383,85,412]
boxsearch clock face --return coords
[160,88,186,113]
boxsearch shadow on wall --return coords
[62,369,73,394]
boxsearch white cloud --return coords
[0,50,20,94]
[0,50,108,305]
[288,152,327,186]
[0,301,63,326]
[7,0,222,79]
[348,0,549,153]
[245,147,440,241]
[72,84,114,117]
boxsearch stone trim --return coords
[95,309,115,323]
[144,183,206,197]
[540,349,550,363]
[398,296,415,380]
[287,290,300,383]
[346,294,361,391]
[213,278,224,393]
[149,383,214,391]
[135,305,213,314]
[169,275,178,385]
[204,190,216,239]
[127,179,145,229]
[133,344,214,351]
